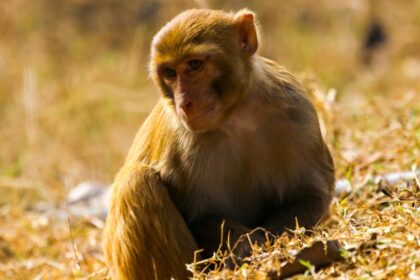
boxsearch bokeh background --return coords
[0,0,419,279]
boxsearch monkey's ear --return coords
[234,9,258,56]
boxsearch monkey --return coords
[103,8,335,280]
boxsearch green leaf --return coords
[298,259,314,270]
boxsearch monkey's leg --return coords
[103,164,197,280]
[263,191,332,235]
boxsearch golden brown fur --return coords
[104,9,334,280]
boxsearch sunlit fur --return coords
[150,9,255,123]
[104,8,334,280]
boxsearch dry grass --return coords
[0,1,419,279]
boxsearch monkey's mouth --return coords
[182,105,218,131]
[187,105,216,121]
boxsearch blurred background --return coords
[0,0,419,278]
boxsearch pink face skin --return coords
[159,56,224,132]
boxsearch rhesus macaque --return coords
[104,9,335,280]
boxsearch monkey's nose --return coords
[180,100,193,115]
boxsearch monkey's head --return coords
[150,9,259,132]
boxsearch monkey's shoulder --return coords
[256,57,315,109]
[124,102,178,165]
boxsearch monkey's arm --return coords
[190,216,267,261]
[103,164,197,280]
[264,188,332,235]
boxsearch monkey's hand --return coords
[191,217,270,269]
[223,227,271,269]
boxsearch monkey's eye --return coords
[186,59,204,72]
[162,67,177,79]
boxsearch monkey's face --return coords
[149,9,259,132]
[155,56,226,131]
